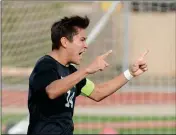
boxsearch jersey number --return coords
[65,90,75,108]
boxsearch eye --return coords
[81,37,86,42]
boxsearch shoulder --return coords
[34,55,58,72]
[29,55,59,83]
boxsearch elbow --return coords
[94,99,101,102]
[48,94,56,100]
[46,91,56,100]
[91,87,104,102]
[46,87,56,100]
[93,96,103,102]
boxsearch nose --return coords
[84,43,88,49]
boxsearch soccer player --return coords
[27,16,148,135]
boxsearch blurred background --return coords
[1,1,176,134]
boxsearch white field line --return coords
[3,105,176,116]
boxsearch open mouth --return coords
[79,51,84,55]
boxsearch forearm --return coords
[90,73,129,101]
[46,68,89,99]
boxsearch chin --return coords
[71,60,81,65]
[75,61,81,65]
[70,57,82,65]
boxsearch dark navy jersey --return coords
[27,55,86,135]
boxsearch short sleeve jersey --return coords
[27,55,86,135]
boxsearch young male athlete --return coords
[27,16,148,135]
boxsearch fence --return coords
[2,1,176,134]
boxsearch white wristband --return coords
[124,69,134,80]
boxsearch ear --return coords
[60,37,69,48]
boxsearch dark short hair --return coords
[51,15,90,50]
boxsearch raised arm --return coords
[88,50,149,102]
[46,50,113,99]
[46,68,89,99]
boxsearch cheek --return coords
[69,45,79,56]
[73,42,83,51]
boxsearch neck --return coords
[48,49,69,67]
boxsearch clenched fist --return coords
[86,50,112,74]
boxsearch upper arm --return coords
[81,78,95,96]
[76,78,95,97]
[69,65,95,97]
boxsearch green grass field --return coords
[2,114,176,134]
[74,128,176,134]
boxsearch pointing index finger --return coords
[139,49,149,59]
[101,50,112,59]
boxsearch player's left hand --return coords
[129,50,149,77]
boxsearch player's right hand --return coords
[86,50,112,74]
